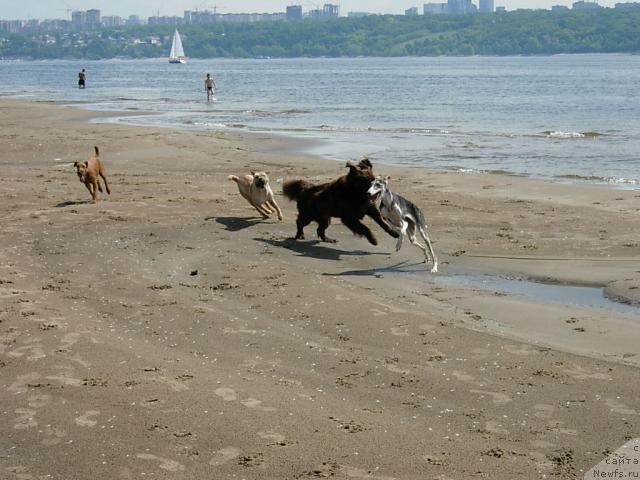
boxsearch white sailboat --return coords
[169,29,186,64]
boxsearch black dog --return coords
[282,159,398,245]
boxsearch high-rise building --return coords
[405,7,419,15]
[479,0,494,12]
[323,4,340,17]
[424,3,448,14]
[86,9,101,28]
[71,11,86,28]
[127,15,141,25]
[286,5,303,20]
[101,16,123,27]
[447,0,478,13]
[572,0,601,7]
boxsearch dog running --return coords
[73,146,111,204]
[282,159,398,245]
[368,176,438,272]
[228,171,283,220]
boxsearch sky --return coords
[0,0,620,20]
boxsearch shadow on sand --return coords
[212,216,265,232]
[55,200,88,208]
[321,260,426,277]
[257,237,389,262]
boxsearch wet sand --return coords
[1,99,639,479]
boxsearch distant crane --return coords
[57,8,72,20]
[58,0,76,20]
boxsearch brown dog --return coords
[74,146,110,204]
[228,171,283,220]
[282,159,398,245]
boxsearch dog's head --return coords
[368,176,389,204]
[74,161,89,182]
[251,171,270,189]
[345,158,375,192]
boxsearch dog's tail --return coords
[227,175,239,183]
[94,146,99,157]
[282,179,312,201]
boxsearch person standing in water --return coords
[78,69,86,89]
[204,73,216,102]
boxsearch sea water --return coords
[1,56,638,186]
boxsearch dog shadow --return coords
[257,237,388,261]
[213,216,265,232]
[322,260,425,277]
[55,200,88,208]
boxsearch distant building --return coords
[86,9,101,28]
[551,4,570,9]
[348,11,371,17]
[405,7,419,15]
[495,6,507,11]
[0,20,25,33]
[307,4,340,18]
[424,2,449,14]
[448,0,478,14]
[286,5,303,20]
[323,4,340,17]
[148,15,183,25]
[40,19,71,30]
[427,0,480,14]
[572,0,601,8]
[479,0,494,12]
[101,16,123,27]
[127,15,142,25]
[615,1,640,7]
[71,11,86,28]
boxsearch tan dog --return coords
[74,146,110,204]
[228,171,283,220]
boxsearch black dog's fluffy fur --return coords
[282,159,399,245]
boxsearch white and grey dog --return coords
[368,176,438,273]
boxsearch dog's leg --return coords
[90,179,99,203]
[317,217,336,243]
[99,165,110,194]
[295,214,312,240]
[97,180,103,193]
[268,200,283,221]
[365,205,400,238]
[396,220,408,252]
[251,202,271,219]
[419,226,438,273]
[407,222,429,261]
[341,217,377,245]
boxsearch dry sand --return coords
[1,99,639,479]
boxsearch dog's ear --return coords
[345,161,356,170]
[250,171,256,176]
[385,176,391,181]
[359,158,372,168]
[73,161,79,167]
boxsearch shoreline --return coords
[1,99,640,479]
[94,107,640,191]
[2,88,635,189]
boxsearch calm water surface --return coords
[1,56,638,186]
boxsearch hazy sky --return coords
[1,0,619,20]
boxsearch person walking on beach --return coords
[205,73,216,102]
[78,69,86,89]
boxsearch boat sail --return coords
[169,29,186,64]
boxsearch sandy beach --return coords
[1,99,639,479]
